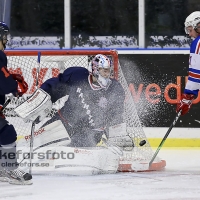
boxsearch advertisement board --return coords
[119,54,200,128]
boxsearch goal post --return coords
[4,50,166,172]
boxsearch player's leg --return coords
[0,118,32,185]
[0,143,9,182]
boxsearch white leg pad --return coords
[17,120,71,162]
[20,147,120,175]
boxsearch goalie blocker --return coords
[14,88,52,123]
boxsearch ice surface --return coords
[1,148,200,200]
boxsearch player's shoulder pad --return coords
[64,66,89,75]
[61,66,89,83]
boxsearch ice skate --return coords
[5,168,33,185]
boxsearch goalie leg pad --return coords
[54,147,120,175]
[17,120,71,162]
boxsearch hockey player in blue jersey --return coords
[177,11,200,115]
[41,54,125,147]
[0,22,32,185]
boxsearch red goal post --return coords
[5,49,119,79]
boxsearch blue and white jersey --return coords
[184,35,200,96]
[41,67,125,133]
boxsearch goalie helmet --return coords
[0,22,9,49]
[90,54,112,88]
[184,11,200,34]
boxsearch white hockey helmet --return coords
[184,11,200,34]
[90,54,112,88]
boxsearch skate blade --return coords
[9,179,33,185]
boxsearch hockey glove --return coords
[12,74,28,96]
[12,74,24,82]
[17,81,28,96]
[176,94,195,116]
[96,133,108,147]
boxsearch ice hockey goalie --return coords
[15,54,134,175]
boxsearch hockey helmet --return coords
[184,11,200,34]
[0,22,9,48]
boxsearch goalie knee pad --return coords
[0,124,17,145]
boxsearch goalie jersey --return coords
[41,67,125,145]
[184,35,200,96]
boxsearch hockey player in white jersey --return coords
[177,11,200,115]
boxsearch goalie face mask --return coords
[90,54,112,88]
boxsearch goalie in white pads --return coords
[15,54,134,174]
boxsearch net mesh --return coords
[4,50,162,170]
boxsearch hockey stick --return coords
[29,52,41,175]
[29,116,39,174]
[149,110,182,167]
[0,95,14,114]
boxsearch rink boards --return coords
[144,127,200,147]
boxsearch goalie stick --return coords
[149,110,182,167]
[29,116,39,174]
[29,51,41,175]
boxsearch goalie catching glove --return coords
[14,88,52,123]
[97,123,134,151]
[176,94,195,116]
[12,74,28,96]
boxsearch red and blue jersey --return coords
[0,51,18,105]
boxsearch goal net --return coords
[4,50,165,172]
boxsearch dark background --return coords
[9,0,200,48]
[10,0,198,37]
